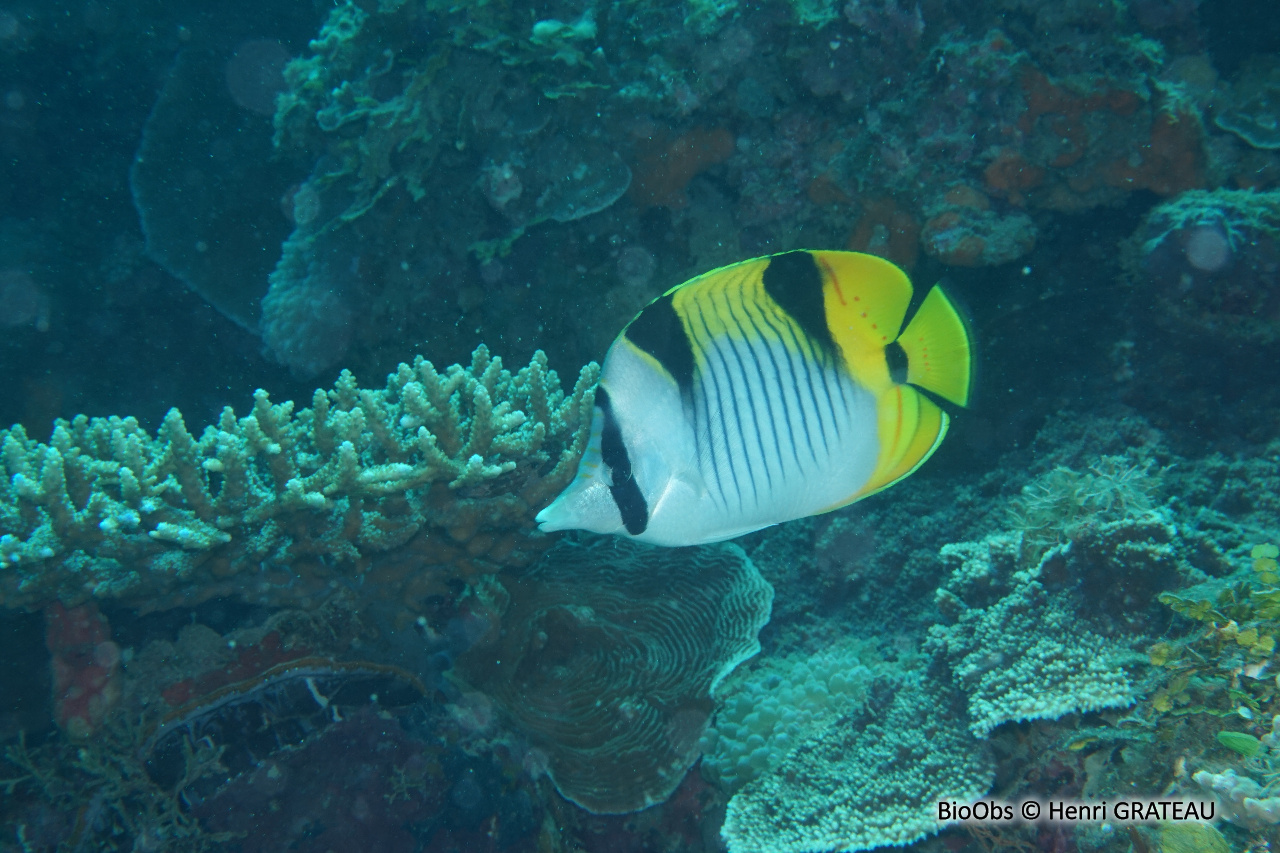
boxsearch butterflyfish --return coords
[536,249,972,546]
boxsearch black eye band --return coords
[596,387,649,535]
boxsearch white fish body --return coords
[536,250,972,546]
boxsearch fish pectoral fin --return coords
[856,384,949,501]
[677,466,711,498]
[649,466,709,516]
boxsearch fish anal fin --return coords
[840,385,949,507]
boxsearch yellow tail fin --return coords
[844,281,971,505]
[899,285,972,407]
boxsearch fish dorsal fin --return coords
[809,250,916,387]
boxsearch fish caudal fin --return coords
[851,282,972,502]
[898,285,972,408]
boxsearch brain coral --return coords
[452,536,774,814]
[721,672,993,853]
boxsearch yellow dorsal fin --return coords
[899,285,973,407]
[812,251,915,381]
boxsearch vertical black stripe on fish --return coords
[706,325,755,510]
[688,300,748,511]
[724,289,790,487]
[596,388,648,536]
[685,313,730,510]
[791,307,845,445]
[621,292,695,391]
[691,378,727,512]
[686,366,726,513]
[769,307,833,456]
[760,251,839,361]
[886,340,909,384]
[704,305,762,506]
[718,287,776,495]
[817,362,846,443]
[755,305,816,468]
[742,300,804,473]
[830,356,856,442]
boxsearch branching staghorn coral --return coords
[0,346,598,612]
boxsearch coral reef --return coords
[259,220,360,376]
[259,0,644,374]
[629,127,735,210]
[145,656,427,799]
[44,601,121,738]
[112,0,1276,393]
[927,533,1144,738]
[0,346,598,612]
[992,30,1207,205]
[4,583,564,851]
[1195,713,1280,830]
[1149,543,1280,718]
[720,672,992,853]
[843,196,920,271]
[14,0,1280,849]
[1126,187,1280,347]
[2,718,231,851]
[194,707,445,852]
[699,638,883,792]
[1215,58,1280,151]
[452,536,773,814]
[1006,454,1164,560]
[927,454,1205,738]
[920,184,1037,267]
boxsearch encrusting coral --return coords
[926,450,1204,741]
[699,638,886,793]
[927,529,1155,739]
[0,346,598,612]
[720,672,993,853]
